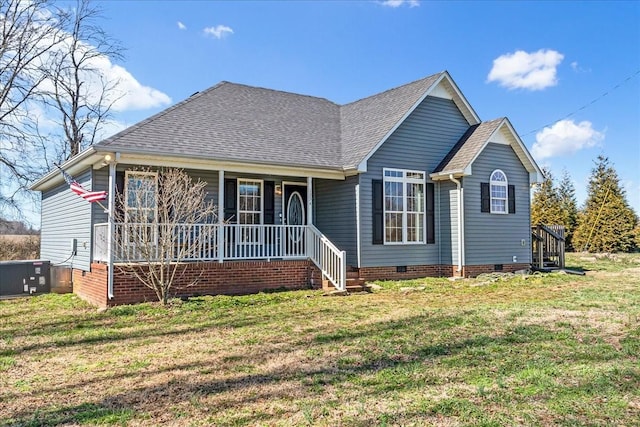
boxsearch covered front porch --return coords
[93,222,347,291]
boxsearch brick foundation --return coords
[73,260,320,307]
[358,265,453,281]
[358,263,530,281]
[73,263,108,307]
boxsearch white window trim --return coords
[490,169,508,215]
[237,178,264,225]
[124,171,158,223]
[382,168,427,245]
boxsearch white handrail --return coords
[307,225,346,291]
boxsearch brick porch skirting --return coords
[73,260,321,307]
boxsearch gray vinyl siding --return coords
[314,176,358,266]
[359,96,470,267]
[40,168,94,271]
[463,143,531,265]
[92,168,109,225]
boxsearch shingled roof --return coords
[97,82,343,170]
[433,118,504,175]
[95,72,455,171]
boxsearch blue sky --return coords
[38,1,640,218]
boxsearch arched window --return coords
[490,169,508,214]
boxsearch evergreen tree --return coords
[557,169,578,250]
[531,167,564,226]
[573,155,637,252]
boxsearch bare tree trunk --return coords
[42,0,124,161]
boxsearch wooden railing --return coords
[531,224,565,269]
[92,222,347,290]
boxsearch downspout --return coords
[449,174,464,274]
[355,183,361,268]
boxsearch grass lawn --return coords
[1,253,639,426]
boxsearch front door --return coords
[283,184,307,256]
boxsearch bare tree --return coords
[42,0,123,160]
[113,168,218,305]
[0,0,65,213]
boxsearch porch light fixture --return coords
[101,153,116,166]
[275,184,282,196]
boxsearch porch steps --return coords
[322,269,369,293]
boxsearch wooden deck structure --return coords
[531,224,565,270]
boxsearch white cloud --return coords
[487,49,564,90]
[34,36,171,112]
[380,0,420,7]
[570,61,590,73]
[203,25,233,39]
[177,21,186,30]
[532,119,604,160]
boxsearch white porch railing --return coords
[92,222,346,291]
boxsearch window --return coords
[383,168,425,244]
[490,169,508,214]
[124,171,157,223]
[238,179,263,224]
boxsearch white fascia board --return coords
[440,71,481,125]
[357,72,481,173]
[116,152,346,180]
[30,147,103,191]
[501,119,544,183]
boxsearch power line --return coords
[522,69,640,137]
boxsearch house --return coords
[31,71,543,307]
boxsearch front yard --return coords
[1,253,639,426]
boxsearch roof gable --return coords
[342,71,481,171]
[431,118,543,184]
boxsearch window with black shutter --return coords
[481,170,515,214]
[426,183,435,244]
[372,179,383,244]
[223,178,237,222]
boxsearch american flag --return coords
[56,164,107,203]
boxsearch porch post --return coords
[218,170,224,263]
[307,176,313,225]
[107,161,116,299]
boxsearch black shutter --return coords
[263,181,275,224]
[508,184,516,214]
[372,179,383,244]
[224,178,237,222]
[480,182,490,213]
[426,183,435,244]
[115,171,125,220]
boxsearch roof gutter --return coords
[430,170,465,181]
